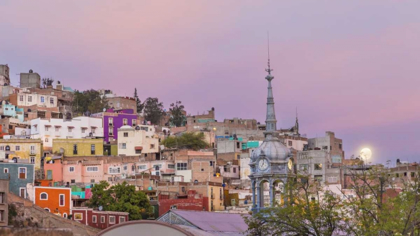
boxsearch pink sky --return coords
[1,1,419,163]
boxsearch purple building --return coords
[92,108,138,143]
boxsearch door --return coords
[20,188,26,198]
[47,170,52,180]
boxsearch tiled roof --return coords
[172,210,248,233]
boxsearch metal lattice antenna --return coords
[265,31,273,75]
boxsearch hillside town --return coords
[0,63,418,236]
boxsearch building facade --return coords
[92,109,138,143]
[52,138,104,157]
[117,125,159,156]
[0,179,9,226]
[72,207,129,230]
[0,139,43,169]
[32,186,72,218]
[30,116,104,151]
[0,163,35,198]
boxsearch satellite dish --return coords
[98,206,103,211]
[103,108,106,112]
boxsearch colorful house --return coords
[0,162,35,198]
[33,186,72,218]
[92,108,137,143]
[0,139,43,169]
[72,207,129,230]
[52,138,104,157]
[44,156,63,182]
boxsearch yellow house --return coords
[52,138,104,157]
[190,182,225,211]
[0,139,43,169]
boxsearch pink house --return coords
[44,156,64,182]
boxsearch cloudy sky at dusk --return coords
[1,1,419,163]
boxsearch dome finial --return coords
[265,31,273,76]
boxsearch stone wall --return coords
[7,192,99,236]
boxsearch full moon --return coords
[360,148,372,160]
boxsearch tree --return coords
[169,101,186,127]
[245,166,420,236]
[161,132,208,150]
[72,89,108,116]
[87,181,153,220]
[245,174,344,236]
[134,88,144,114]
[143,97,164,125]
[42,78,54,88]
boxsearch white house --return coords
[30,116,104,150]
[117,125,159,156]
[16,90,58,108]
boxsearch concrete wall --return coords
[20,72,41,89]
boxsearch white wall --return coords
[30,117,104,148]
[17,92,58,108]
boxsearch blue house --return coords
[0,162,34,198]
[0,101,24,122]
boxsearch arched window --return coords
[5,146,10,151]
[63,213,68,219]
[40,192,48,200]
[44,208,50,212]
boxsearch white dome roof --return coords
[251,138,290,162]
[119,125,133,129]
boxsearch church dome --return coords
[251,138,291,162]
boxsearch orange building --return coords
[33,186,72,218]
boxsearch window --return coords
[236,142,240,149]
[119,143,126,149]
[109,216,115,224]
[314,175,323,182]
[74,213,83,220]
[69,167,75,172]
[15,146,20,151]
[411,172,416,178]
[63,213,67,219]
[119,216,126,223]
[138,165,146,170]
[55,127,60,132]
[109,167,121,174]
[300,164,309,171]
[19,188,26,198]
[86,166,99,172]
[233,167,236,173]
[41,96,45,103]
[30,156,35,164]
[44,208,50,212]
[132,119,136,126]
[322,146,328,150]
[176,163,187,170]
[91,179,95,183]
[59,194,65,206]
[123,132,129,138]
[101,216,105,223]
[168,164,175,169]
[71,179,75,184]
[92,215,97,223]
[0,210,4,222]
[288,141,292,146]
[123,118,127,125]
[45,137,49,142]
[150,144,155,149]
[3,168,8,174]
[0,192,4,203]
[328,177,338,183]
[339,143,342,149]
[123,165,127,171]
[19,95,23,102]
[314,163,323,170]
[210,161,214,166]
[18,167,26,179]
[50,98,54,104]
[68,127,73,132]
[108,117,113,124]
[73,144,77,155]
[92,127,96,134]
[45,126,49,131]
[91,144,95,155]
[28,96,32,102]
[40,192,48,200]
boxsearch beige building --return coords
[117,125,159,155]
[174,150,221,183]
[0,139,43,169]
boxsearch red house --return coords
[72,207,129,230]
[158,190,209,216]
